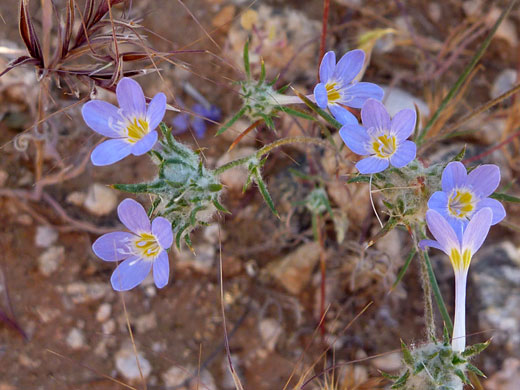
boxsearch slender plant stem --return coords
[418,245,436,340]
[214,136,332,175]
[318,0,330,77]
[416,0,517,144]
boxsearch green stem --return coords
[214,136,332,175]
[416,0,517,144]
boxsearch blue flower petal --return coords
[361,99,391,130]
[428,191,448,213]
[172,113,190,134]
[153,251,170,289]
[419,239,444,252]
[329,104,357,125]
[117,198,151,234]
[110,256,152,291]
[390,140,416,168]
[476,198,506,225]
[152,217,173,249]
[447,217,466,243]
[334,49,365,84]
[355,156,389,174]
[344,82,384,109]
[441,162,467,193]
[339,124,371,155]
[319,51,336,82]
[466,164,500,198]
[116,77,146,117]
[192,117,207,138]
[92,232,134,261]
[131,130,158,156]
[425,209,460,256]
[146,92,166,131]
[91,139,133,166]
[314,83,328,108]
[391,109,416,141]
[82,100,122,138]
[461,208,492,255]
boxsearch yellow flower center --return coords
[372,134,397,158]
[133,232,161,260]
[126,117,150,144]
[448,189,475,219]
[325,82,341,103]
[450,248,472,272]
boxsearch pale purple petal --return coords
[314,83,328,108]
[116,77,146,117]
[441,162,467,192]
[462,208,492,255]
[428,191,449,213]
[110,256,152,291]
[152,217,173,249]
[172,113,190,134]
[82,100,122,138]
[448,217,466,243]
[425,209,460,255]
[146,92,166,131]
[192,117,207,138]
[389,140,416,168]
[329,104,357,125]
[339,124,371,155]
[91,139,133,166]
[344,82,384,109]
[92,232,134,261]
[356,156,389,174]
[117,198,151,234]
[153,251,170,289]
[466,164,500,197]
[361,99,391,130]
[333,49,364,84]
[419,239,444,252]
[476,198,506,225]
[131,130,158,156]
[319,51,336,82]
[391,109,416,141]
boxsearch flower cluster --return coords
[83,77,174,291]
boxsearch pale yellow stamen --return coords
[325,82,341,103]
[133,232,161,260]
[126,117,149,143]
[372,134,397,158]
[448,190,474,219]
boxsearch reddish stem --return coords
[463,128,520,164]
[318,0,330,80]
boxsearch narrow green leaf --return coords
[257,58,266,85]
[243,39,250,79]
[216,106,247,136]
[452,145,466,162]
[462,340,490,357]
[392,248,416,290]
[379,371,399,380]
[112,183,151,193]
[175,223,190,249]
[466,363,486,378]
[212,197,231,214]
[294,90,343,129]
[454,369,470,385]
[190,205,204,226]
[490,192,520,203]
[390,371,409,389]
[276,105,316,121]
[401,340,414,366]
[253,167,279,218]
[347,175,371,184]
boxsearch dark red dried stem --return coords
[318,0,330,80]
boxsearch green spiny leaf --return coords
[379,371,399,380]
[490,192,520,203]
[392,248,416,290]
[112,183,151,193]
[257,57,266,85]
[466,363,486,378]
[401,340,414,366]
[347,175,371,184]
[452,145,466,162]
[216,106,247,136]
[391,370,409,389]
[462,340,490,357]
[276,105,316,121]
[243,39,250,79]
[454,369,470,384]
[213,197,231,214]
[253,167,279,218]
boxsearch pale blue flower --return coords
[92,198,173,291]
[339,99,416,174]
[313,50,384,125]
[82,77,166,166]
[172,102,221,139]
[428,161,506,241]
[420,208,493,352]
